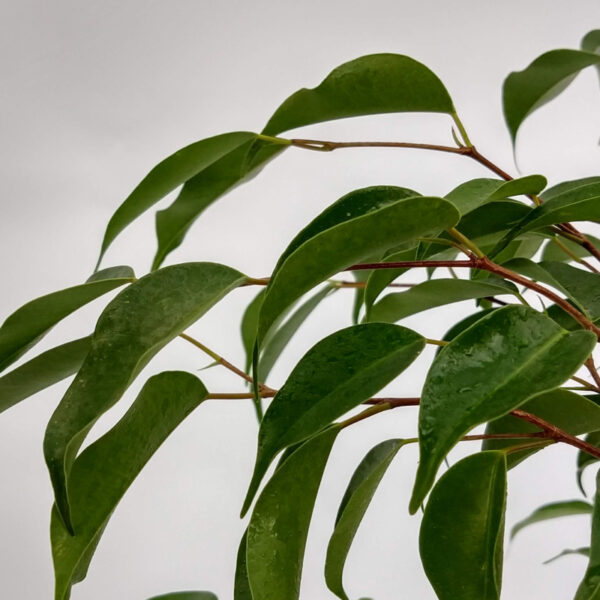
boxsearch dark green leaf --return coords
[0,336,91,415]
[0,266,133,373]
[367,278,517,324]
[440,308,497,344]
[262,54,455,136]
[582,30,600,54]
[51,372,208,600]
[457,200,532,242]
[484,391,600,467]
[326,439,406,600]
[578,431,600,495]
[44,262,246,530]
[544,547,590,564]
[410,306,596,513]
[234,530,252,600]
[96,131,257,267]
[511,500,593,540]
[542,177,600,202]
[243,323,424,516]
[153,138,285,269]
[575,470,600,599]
[503,49,600,143]
[257,187,460,343]
[420,451,507,600]
[247,426,340,600]
[146,592,218,600]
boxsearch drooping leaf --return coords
[0,266,133,373]
[153,138,285,269]
[242,323,425,516]
[409,305,596,513]
[511,500,593,540]
[325,439,406,600]
[257,187,460,344]
[367,278,517,324]
[542,234,600,263]
[262,54,455,136]
[578,432,600,495]
[51,372,208,600]
[241,289,266,373]
[544,547,590,565]
[44,262,246,530]
[146,594,218,600]
[0,336,91,415]
[234,530,252,600]
[445,175,546,216]
[420,451,507,600]
[503,48,600,144]
[350,269,370,325]
[247,426,340,600]
[575,470,600,600]
[483,390,600,468]
[96,131,257,267]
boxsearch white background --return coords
[2,1,600,598]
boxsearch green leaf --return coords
[440,308,497,344]
[367,278,517,324]
[247,426,340,600]
[0,337,91,415]
[44,262,246,530]
[511,500,593,540]
[542,234,600,263]
[262,54,455,136]
[0,266,134,373]
[153,138,285,269]
[445,175,546,216]
[542,177,600,202]
[483,390,600,467]
[578,432,600,495]
[257,187,460,343]
[583,30,600,54]
[146,592,218,600]
[409,306,596,513]
[241,289,266,373]
[96,131,257,267]
[544,547,590,564]
[325,439,406,600]
[420,451,507,600]
[259,285,334,383]
[503,48,600,144]
[234,530,252,600]
[350,269,370,325]
[575,470,600,599]
[243,323,425,516]
[458,200,532,242]
[51,371,208,600]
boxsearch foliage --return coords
[3,30,600,600]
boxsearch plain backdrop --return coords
[2,1,600,598]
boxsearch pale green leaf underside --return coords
[51,372,208,600]
[44,262,246,530]
[410,305,596,513]
[420,451,507,600]
[247,426,340,600]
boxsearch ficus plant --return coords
[4,29,600,600]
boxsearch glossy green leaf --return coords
[575,470,600,599]
[511,500,593,540]
[578,432,600,495]
[243,323,425,516]
[445,175,546,216]
[51,371,208,600]
[503,49,600,143]
[440,308,497,344]
[234,530,252,600]
[325,439,406,600]
[410,306,596,513]
[367,278,517,324]
[257,188,460,343]
[0,266,133,373]
[542,234,600,263]
[247,426,340,600]
[153,138,285,269]
[0,336,91,415]
[484,390,600,467]
[544,547,590,564]
[458,200,532,242]
[44,262,246,530]
[146,592,218,600]
[420,451,507,600]
[262,54,454,136]
[96,131,257,267]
